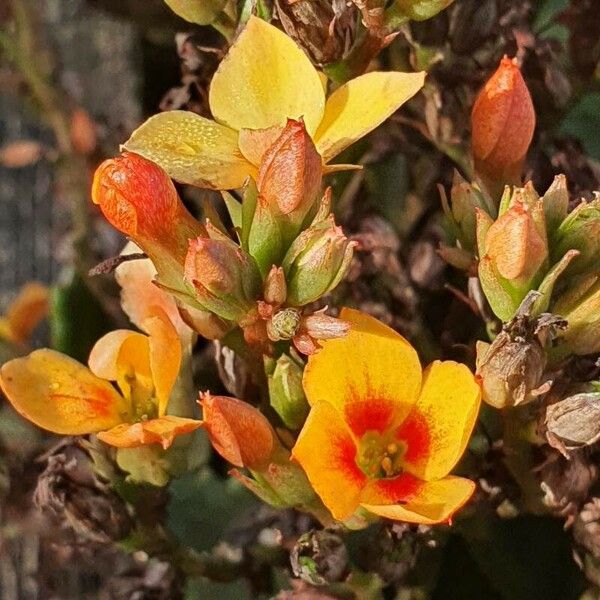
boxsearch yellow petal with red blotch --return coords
[314,71,425,163]
[238,126,283,167]
[397,361,481,481]
[116,242,193,344]
[0,349,128,435]
[292,400,366,521]
[141,308,181,416]
[361,476,475,524]
[97,415,202,449]
[209,17,325,135]
[4,282,49,344]
[123,111,254,189]
[302,308,422,435]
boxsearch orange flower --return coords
[0,308,201,449]
[292,309,481,524]
[471,56,535,187]
[0,282,49,346]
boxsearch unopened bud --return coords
[472,57,535,189]
[267,354,309,430]
[553,194,600,276]
[257,119,322,235]
[542,175,569,238]
[92,152,205,288]
[283,215,356,306]
[264,266,287,305]
[199,393,276,469]
[267,308,302,341]
[554,274,600,356]
[184,236,260,321]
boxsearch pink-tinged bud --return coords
[483,202,548,284]
[282,215,357,306]
[200,393,276,469]
[184,236,261,322]
[472,57,535,189]
[92,152,205,286]
[257,118,322,218]
[264,266,287,305]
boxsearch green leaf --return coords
[163,0,228,25]
[167,468,258,552]
[222,191,243,232]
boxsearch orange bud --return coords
[200,393,275,469]
[92,153,205,278]
[257,119,322,217]
[264,266,287,305]
[472,57,535,186]
[484,202,547,283]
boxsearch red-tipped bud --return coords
[472,57,535,188]
[184,236,260,321]
[92,152,204,285]
[258,119,322,217]
[200,393,276,469]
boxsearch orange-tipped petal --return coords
[302,308,422,432]
[141,308,182,416]
[361,476,475,524]
[292,400,365,521]
[0,349,128,435]
[200,393,275,469]
[397,361,481,481]
[97,415,202,449]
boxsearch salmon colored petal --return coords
[398,361,481,481]
[141,308,182,416]
[292,400,365,521]
[97,415,202,450]
[123,111,255,189]
[4,282,49,344]
[238,126,283,167]
[362,476,475,524]
[0,349,128,435]
[302,308,422,432]
[115,242,193,344]
[209,17,325,135]
[314,71,425,162]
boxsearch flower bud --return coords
[542,174,569,240]
[267,354,309,430]
[553,194,600,276]
[257,119,322,246]
[267,308,302,341]
[554,274,600,356]
[282,216,356,306]
[184,236,260,321]
[484,202,548,283]
[199,393,276,469]
[92,152,205,288]
[471,57,535,189]
[264,266,287,305]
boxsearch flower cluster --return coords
[0,16,482,528]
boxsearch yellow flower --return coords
[0,308,201,449]
[292,309,481,524]
[123,17,425,190]
[0,282,49,346]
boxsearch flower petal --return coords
[0,349,127,435]
[97,415,202,449]
[3,282,49,344]
[209,17,325,135]
[398,361,481,481]
[314,71,425,162]
[123,111,255,189]
[302,308,422,434]
[238,126,283,166]
[141,308,182,416]
[361,476,475,524]
[115,242,193,344]
[292,400,366,521]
